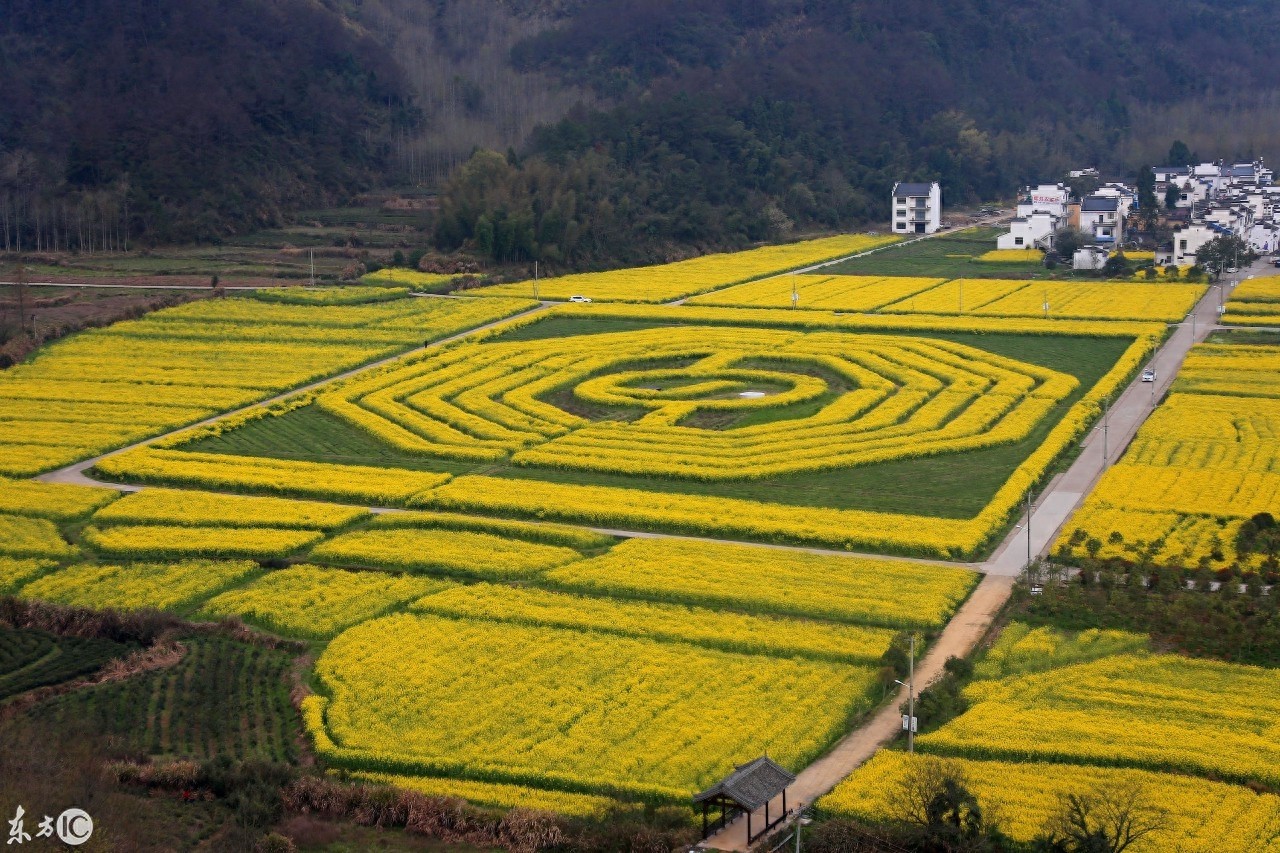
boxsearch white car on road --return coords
[1141,367,1156,383]
[568,295,592,303]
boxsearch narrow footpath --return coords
[35,303,554,487]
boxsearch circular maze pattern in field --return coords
[316,326,1078,481]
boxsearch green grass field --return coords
[0,626,134,701]
[1206,328,1280,345]
[183,318,1131,518]
[826,227,1060,280]
[34,635,298,762]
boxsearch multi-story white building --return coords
[1172,222,1229,266]
[890,182,941,235]
[1079,195,1124,246]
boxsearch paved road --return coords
[699,575,1014,852]
[701,270,1241,850]
[35,303,554,487]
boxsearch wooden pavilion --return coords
[692,756,795,844]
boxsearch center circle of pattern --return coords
[324,327,1079,481]
[573,368,828,412]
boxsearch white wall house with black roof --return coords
[1079,195,1123,246]
[890,181,941,234]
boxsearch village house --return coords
[890,181,941,235]
[996,183,1069,250]
[1079,195,1124,246]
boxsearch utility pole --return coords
[1025,486,1034,567]
[907,633,915,754]
[309,249,315,287]
[534,261,539,300]
[791,275,798,309]
[1102,396,1109,466]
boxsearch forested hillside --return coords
[435,0,1280,266]
[1,0,409,245]
[5,0,1280,261]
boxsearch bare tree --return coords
[891,756,1002,850]
[1037,780,1168,853]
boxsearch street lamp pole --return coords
[894,633,917,754]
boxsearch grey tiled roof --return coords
[893,182,935,197]
[1081,196,1119,212]
[693,756,795,810]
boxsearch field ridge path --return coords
[34,302,554,488]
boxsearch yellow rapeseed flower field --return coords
[820,752,1280,853]
[92,488,368,530]
[351,772,638,819]
[543,538,976,628]
[1056,341,1280,566]
[95,303,1156,556]
[918,653,1280,787]
[0,513,78,560]
[306,613,880,801]
[0,295,534,477]
[369,510,615,550]
[554,301,1166,338]
[409,582,900,663]
[251,285,411,305]
[0,477,119,521]
[471,234,900,303]
[974,281,1204,321]
[880,278,1032,313]
[310,527,583,579]
[1223,275,1280,324]
[685,273,944,311]
[0,557,56,594]
[972,622,1147,681]
[20,560,261,612]
[81,524,324,561]
[881,278,1205,321]
[94,448,452,505]
[1228,275,1280,303]
[360,269,462,288]
[201,565,448,639]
